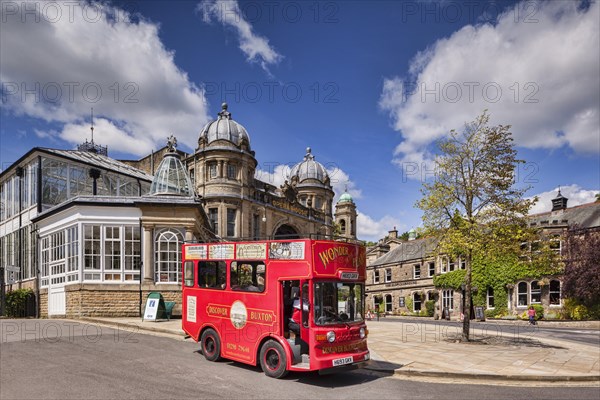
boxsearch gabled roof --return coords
[370,237,439,267]
[529,201,600,229]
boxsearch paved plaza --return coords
[77,316,599,384]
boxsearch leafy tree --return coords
[563,225,600,306]
[417,111,533,341]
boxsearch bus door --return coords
[282,280,309,364]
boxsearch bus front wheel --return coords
[259,340,289,378]
[200,329,221,362]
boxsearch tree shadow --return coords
[444,334,567,349]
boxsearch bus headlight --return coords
[359,327,366,339]
[326,331,336,343]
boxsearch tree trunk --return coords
[461,250,472,341]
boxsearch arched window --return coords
[530,281,541,304]
[155,229,184,283]
[339,219,346,234]
[413,292,422,312]
[385,294,392,313]
[517,282,528,307]
[549,280,561,305]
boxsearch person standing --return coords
[528,305,536,325]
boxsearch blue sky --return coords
[1,0,599,241]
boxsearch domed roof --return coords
[338,192,353,203]
[149,136,194,197]
[199,103,250,148]
[289,148,329,185]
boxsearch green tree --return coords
[417,111,533,341]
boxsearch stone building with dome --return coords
[184,103,344,241]
[0,104,357,317]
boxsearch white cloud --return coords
[1,1,209,156]
[255,162,362,201]
[255,164,291,188]
[528,184,598,214]
[199,0,283,74]
[326,166,362,203]
[357,212,404,242]
[381,1,600,174]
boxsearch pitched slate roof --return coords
[370,237,439,267]
[529,201,600,229]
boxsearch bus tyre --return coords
[260,340,289,379]
[200,329,221,362]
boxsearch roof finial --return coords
[90,107,94,144]
[558,186,561,196]
[218,102,231,119]
[166,135,177,152]
[305,147,314,160]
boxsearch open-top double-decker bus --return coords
[181,238,369,378]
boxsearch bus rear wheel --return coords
[200,329,221,362]
[260,340,288,378]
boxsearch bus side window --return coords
[198,261,226,289]
[230,261,265,292]
[184,261,194,287]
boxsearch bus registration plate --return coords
[332,356,353,367]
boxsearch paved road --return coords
[375,317,600,346]
[1,320,599,400]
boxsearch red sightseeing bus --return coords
[181,238,369,378]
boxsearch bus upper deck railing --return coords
[185,233,365,246]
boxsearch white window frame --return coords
[530,281,541,304]
[385,268,392,283]
[413,292,422,312]
[428,261,435,277]
[517,281,528,307]
[373,270,380,284]
[413,264,421,279]
[385,294,392,313]
[486,287,495,309]
[155,228,184,284]
[440,256,448,274]
[442,289,454,311]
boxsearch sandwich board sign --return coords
[143,292,163,321]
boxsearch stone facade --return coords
[39,284,183,318]
[366,196,600,320]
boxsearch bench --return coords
[164,301,176,320]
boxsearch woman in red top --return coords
[528,306,536,325]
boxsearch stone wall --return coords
[37,284,183,318]
[39,288,48,318]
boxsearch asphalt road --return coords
[1,320,598,400]
[375,317,600,346]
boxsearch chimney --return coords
[388,226,398,239]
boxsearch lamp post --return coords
[261,207,267,240]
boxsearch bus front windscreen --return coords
[314,282,364,325]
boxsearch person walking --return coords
[528,305,536,325]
